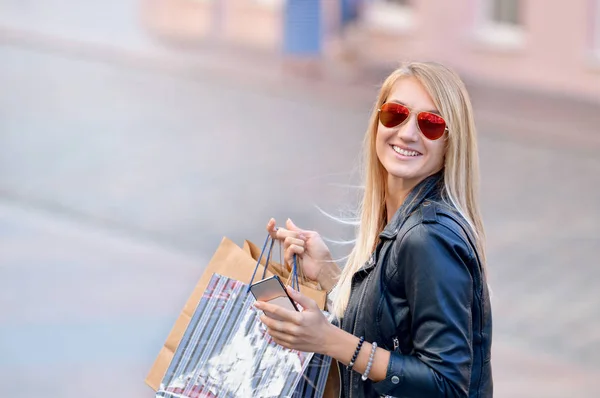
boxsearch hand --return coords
[266,218,334,284]
[255,286,337,354]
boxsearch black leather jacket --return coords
[338,173,493,397]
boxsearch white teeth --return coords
[392,146,420,157]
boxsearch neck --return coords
[385,176,420,223]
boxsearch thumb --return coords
[286,218,304,233]
[286,286,318,310]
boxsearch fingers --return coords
[265,328,296,348]
[284,236,305,248]
[282,236,304,263]
[286,286,319,311]
[259,314,300,335]
[259,312,301,349]
[284,245,303,266]
[286,218,300,232]
[276,228,304,241]
[267,218,278,239]
[267,218,309,241]
[255,301,302,325]
[271,228,306,258]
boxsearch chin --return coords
[384,161,442,184]
[385,165,422,181]
[382,157,421,177]
[389,171,421,182]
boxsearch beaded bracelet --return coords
[347,336,365,371]
[361,342,377,381]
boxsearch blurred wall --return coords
[355,0,600,102]
[141,0,214,43]
[141,0,285,49]
[140,0,600,102]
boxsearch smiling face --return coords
[375,76,447,190]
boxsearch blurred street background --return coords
[1,0,599,397]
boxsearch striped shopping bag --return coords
[157,272,331,398]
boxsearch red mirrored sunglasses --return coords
[378,102,448,141]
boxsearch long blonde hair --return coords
[331,61,486,319]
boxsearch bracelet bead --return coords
[347,336,365,371]
[361,342,377,381]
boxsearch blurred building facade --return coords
[141,0,600,102]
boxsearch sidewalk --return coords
[0,201,207,398]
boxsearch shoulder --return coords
[389,201,478,283]
[398,200,477,261]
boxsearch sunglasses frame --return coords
[377,102,449,140]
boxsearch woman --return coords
[255,61,493,397]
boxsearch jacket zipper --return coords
[393,337,399,351]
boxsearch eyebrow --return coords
[387,99,441,115]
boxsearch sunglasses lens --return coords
[379,103,410,128]
[418,112,446,140]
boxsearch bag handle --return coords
[247,234,275,292]
[287,254,301,291]
[247,234,303,293]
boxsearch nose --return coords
[397,114,419,142]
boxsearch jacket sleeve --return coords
[372,223,475,398]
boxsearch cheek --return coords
[375,127,389,154]
[375,127,387,145]
[426,140,446,167]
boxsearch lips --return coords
[391,145,422,157]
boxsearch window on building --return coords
[253,0,281,8]
[476,0,524,49]
[491,0,520,26]
[365,0,414,32]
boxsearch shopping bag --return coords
[146,236,329,392]
[157,273,327,397]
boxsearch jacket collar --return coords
[379,170,444,239]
